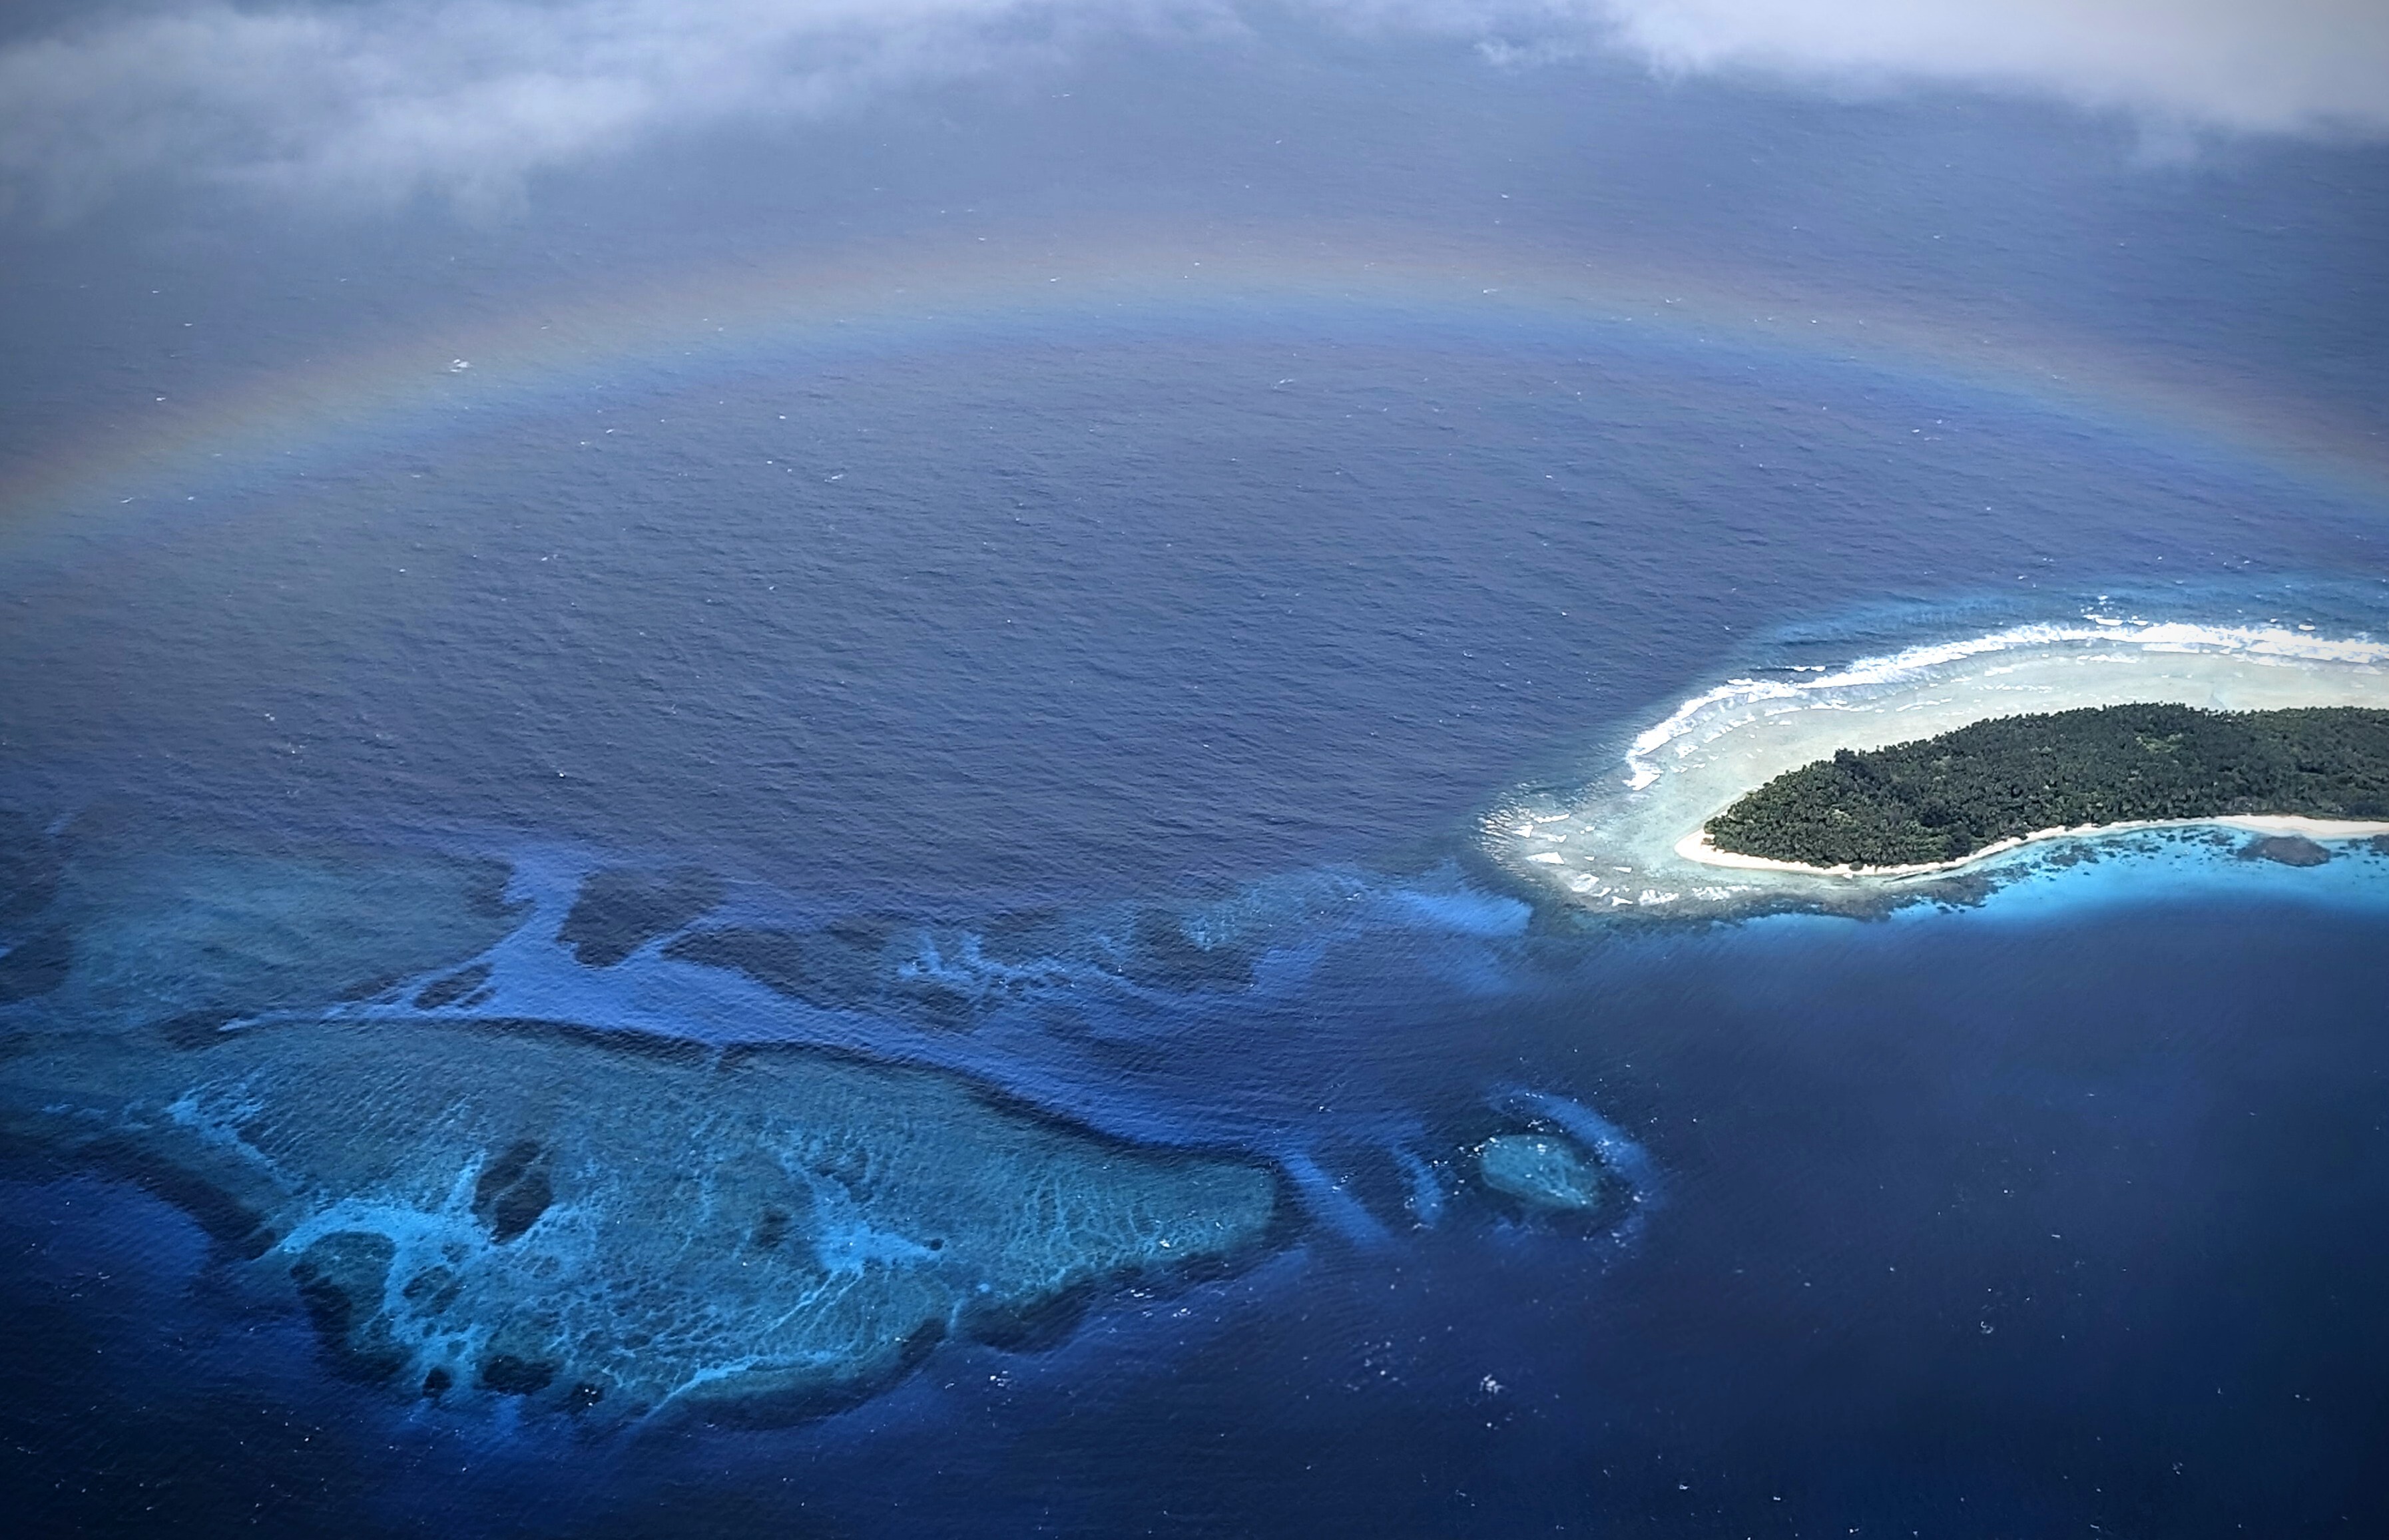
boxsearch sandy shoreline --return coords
[1677,815,2389,882]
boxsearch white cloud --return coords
[0,0,2381,218]
[1324,0,2387,134]
[1585,0,2389,136]
[0,1,1227,217]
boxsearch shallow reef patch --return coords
[1,1007,1282,1424]
[0,836,1290,1423]
[21,833,524,1037]
[1476,1132,1614,1216]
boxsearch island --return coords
[1701,703,2389,870]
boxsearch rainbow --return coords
[4,218,2383,572]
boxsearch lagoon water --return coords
[4,299,2389,1539]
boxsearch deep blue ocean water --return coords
[3,305,2388,1539]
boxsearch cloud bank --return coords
[1,0,2381,217]
[0,1,1216,217]
[1587,0,2389,135]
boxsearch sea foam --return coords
[1485,619,2389,915]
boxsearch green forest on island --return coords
[1703,704,2389,868]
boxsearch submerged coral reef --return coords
[0,832,1282,1423]
[1476,1133,1613,1215]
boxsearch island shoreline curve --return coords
[1677,815,2389,881]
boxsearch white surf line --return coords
[1677,816,2389,882]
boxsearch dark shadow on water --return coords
[559,867,726,968]
[0,925,71,1002]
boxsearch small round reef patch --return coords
[1477,1133,1610,1214]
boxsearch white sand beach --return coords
[1675,815,2389,881]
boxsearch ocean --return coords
[3,24,2389,1525]
[3,302,2386,1538]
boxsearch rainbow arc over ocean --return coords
[6,220,2384,574]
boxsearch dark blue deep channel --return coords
[3,314,2388,1537]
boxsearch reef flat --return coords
[0,833,1282,1423]
[0,1013,1279,1422]
[1705,704,2389,869]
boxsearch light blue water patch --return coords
[1374,885,1532,939]
[1390,1147,1448,1228]
[1856,828,2389,934]
[1719,829,2389,950]
[1494,1089,1663,1220]
[1279,1149,1396,1249]
[1477,1133,1610,1212]
[1957,828,2389,924]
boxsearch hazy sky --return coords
[1,0,2380,499]
[2,0,2382,218]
